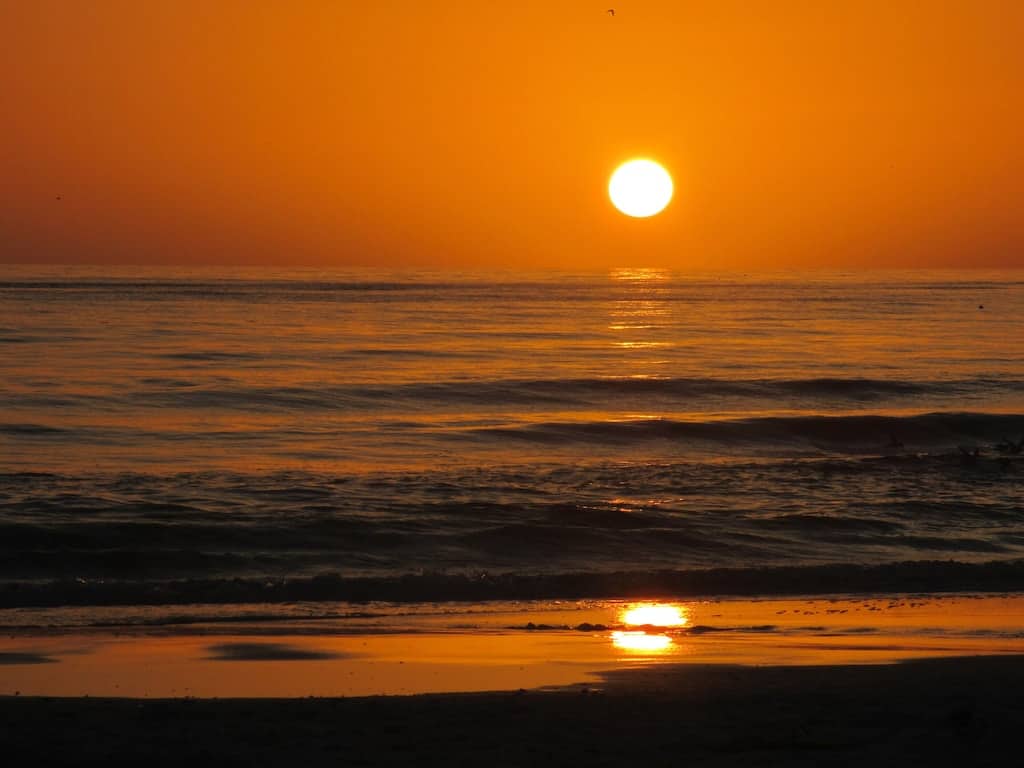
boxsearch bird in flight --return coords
[607,9,615,16]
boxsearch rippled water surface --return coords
[2,267,1023,604]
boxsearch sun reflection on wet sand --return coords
[610,603,687,654]
[611,631,673,653]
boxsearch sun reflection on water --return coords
[621,603,688,628]
[607,267,672,378]
[610,268,670,282]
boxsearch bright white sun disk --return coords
[609,159,673,218]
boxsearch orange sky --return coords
[1,0,1021,269]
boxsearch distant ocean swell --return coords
[4,411,1023,454]
[3,377,1024,410]
[465,412,1024,450]
[2,277,1022,293]
[6,561,1024,609]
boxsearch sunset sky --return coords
[2,0,1021,270]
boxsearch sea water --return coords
[2,266,1023,608]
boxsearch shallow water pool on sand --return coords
[3,593,1024,697]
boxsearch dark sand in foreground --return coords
[4,655,1023,766]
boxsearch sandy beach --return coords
[2,595,1024,764]
[3,655,1022,766]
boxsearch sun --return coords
[608,159,674,218]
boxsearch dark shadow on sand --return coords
[5,655,1024,765]
[204,642,347,661]
[0,652,57,665]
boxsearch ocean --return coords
[2,266,1024,610]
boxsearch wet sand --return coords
[4,595,1024,764]
[5,594,1024,698]
[3,655,1023,766]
